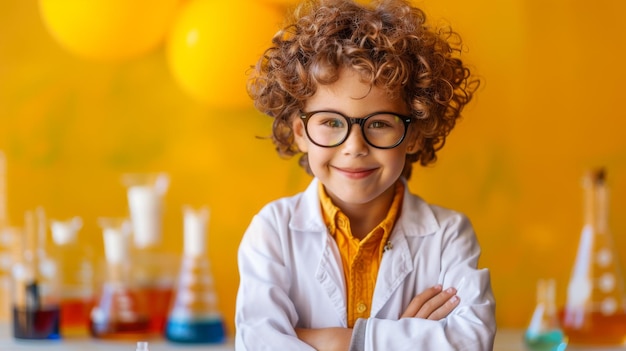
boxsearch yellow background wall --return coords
[1,0,626,334]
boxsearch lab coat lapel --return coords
[291,179,348,326]
[315,236,348,326]
[369,180,440,317]
[370,233,413,316]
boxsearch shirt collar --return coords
[318,180,405,241]
[289,178,440,237]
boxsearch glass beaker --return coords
[524,279,567,351]
[89,218,151,340]
[11,208,61,340]
[164,206,225,343]
[0,151,9,321]
[561,168,626,346]
[49,216,95,337]
[0,226,17,322]
[122,173,177,335]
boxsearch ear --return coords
[292,117,309,153]
[405,128,420,154]
[406,139,419,154]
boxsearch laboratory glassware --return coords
[0,227,17,322]
[49,216,95,336]
[0,151,11,321]
[12,208,61,340]
[524,279,567,351]
[561,168,626,346]
[164,206,225,343]
[89,218,151,339]
[122,173,177,335]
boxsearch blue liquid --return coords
[12,305,61,340]
[165,316,226,344]
[524,329,567,351]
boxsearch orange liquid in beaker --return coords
[140,285,174,334]
[89,318,151,340]
[560,309,626,346]
[59,297,94,336]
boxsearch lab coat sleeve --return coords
[235,213,316,351]
[360,213,496,351]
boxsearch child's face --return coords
[293,68,417,209]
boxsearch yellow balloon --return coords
[39,0,180,61]
[166,0,281,108]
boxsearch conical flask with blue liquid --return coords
[164,206,225,343]
[524,279,567,351]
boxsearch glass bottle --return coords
[89,218,151,339]
[0,151,10,322]
[11,208,61,340]
[524,279,567,351]
[561,168,626,346]
[49,216,95,337]
[122,173,177,335]
[0,226,17,322]
[164,206,226,343]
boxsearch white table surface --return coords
[1,323,626,350]
[0,322,234,350]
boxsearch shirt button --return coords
[356,303,367,313]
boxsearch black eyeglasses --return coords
[300,110,413,149]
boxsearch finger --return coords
[401,285,443,318]
[427,295,460,320]
[414,287,457,319]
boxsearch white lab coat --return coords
[235,178,496,350]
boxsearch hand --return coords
[295,327,352,351]
[401,284,460,320]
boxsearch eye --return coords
[367,114,401,129]
[313,113,345,129]
[368,120,392,129]
[326,119,345,128]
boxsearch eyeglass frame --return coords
[299,110,414,149]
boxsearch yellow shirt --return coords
[319,181,404,327]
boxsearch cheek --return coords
[388,150,409,173]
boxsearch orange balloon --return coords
[166,0,281,108]
[39,0,180,61]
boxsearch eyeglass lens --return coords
[304,111,407,148]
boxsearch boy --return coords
[236,0,496,350]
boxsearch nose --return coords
[341,125,369,156]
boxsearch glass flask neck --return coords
[582,169,609,234]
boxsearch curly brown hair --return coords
[247,0,480,180]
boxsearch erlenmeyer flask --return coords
[164,206,225,343]
[561,168,626,345]
[1,226,18,322]
[49,216,94,337]
[122,173,177,335]
[0,151,10,322]
[12,208,61,340]
[89,218,150,339]
[524,279,567,351]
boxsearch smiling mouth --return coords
[334,166,377,179]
